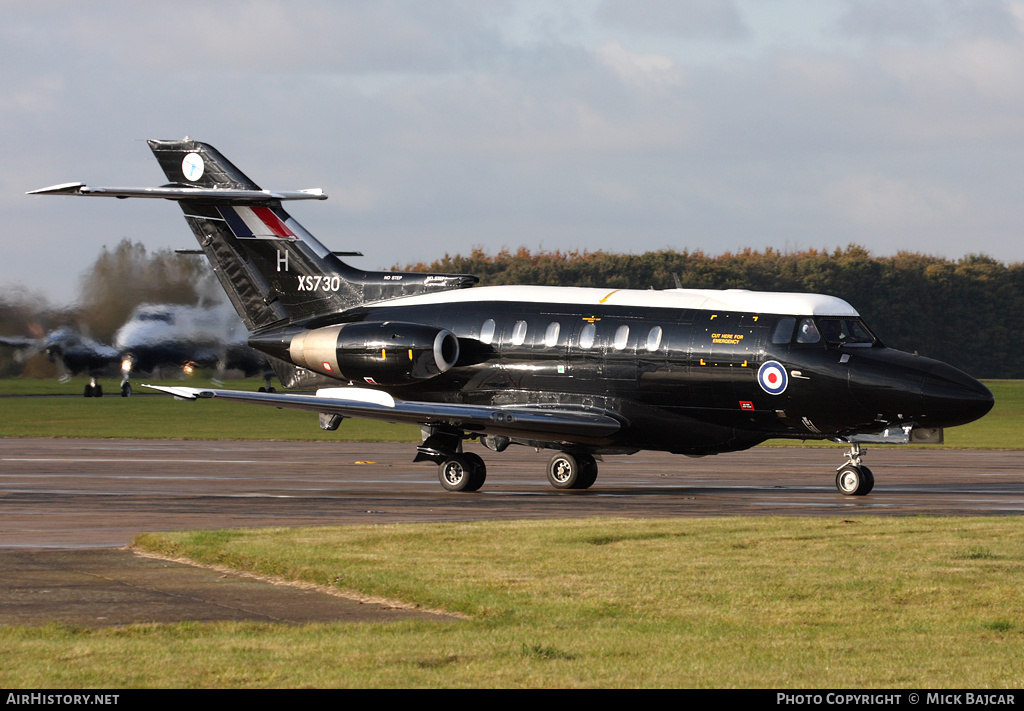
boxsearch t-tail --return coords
[30,138,478,335]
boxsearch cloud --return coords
[596,40,682,86]
[5,1,1024,305]
[835,0,1019,43]
[825,173,968,228]
[596,0,749,40]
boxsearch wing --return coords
[143,385,623,443]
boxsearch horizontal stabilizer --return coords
[143,384,623,441]
[27,183,327,202]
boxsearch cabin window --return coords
[480,319,496,345]
[795,318,821,344]
[772,317,795,344]
[579,322,596,349]
[613,325,630,351]
[544,322,561,347]
[511,320,528,346]
[646,326,663,352]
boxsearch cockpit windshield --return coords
[816,317,877,346]
[780,316,879,347]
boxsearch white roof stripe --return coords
[367,285,860,317]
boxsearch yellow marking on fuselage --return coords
[600,289,621,304]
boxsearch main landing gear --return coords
[547,451,598,490]
[418,428,487,492]
[835,443,874,496]
[438,452,487,492]
[418,427,600,492]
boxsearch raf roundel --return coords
[181,152,205,181]
[757,360,789,395]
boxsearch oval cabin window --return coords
[511,320,528,346]
[613,325,630,351]
[646,326,663,351]
[579,322,596,349]
[480,319,496,345]
[544,322,561,347]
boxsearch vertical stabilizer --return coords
[148,139,364,331]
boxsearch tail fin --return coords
[145,139,477,332]
[31,138,479,333]
[148,138,367,331]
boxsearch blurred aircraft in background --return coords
[0,302,274,396]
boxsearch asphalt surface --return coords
[2,437,1022,626]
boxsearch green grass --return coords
[0,376,420,441]
[3,517,1024,688]
[0,376,1017,448]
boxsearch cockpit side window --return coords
[772,317,796,344]
[795,318,820,344]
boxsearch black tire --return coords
[836,464,872,496]
[856,466,874,496]
[462,452,487,492]
[438,454,485,492]
[120,382,131,398]
[577,454,599,490]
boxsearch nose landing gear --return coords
[836,443,874,496]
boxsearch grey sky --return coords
[5,0,1024,305]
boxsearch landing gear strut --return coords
[836,443,874,496]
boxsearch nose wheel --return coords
[836,444,874,496]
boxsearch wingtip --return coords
[26,182,85,196]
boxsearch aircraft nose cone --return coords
[919,363,994,427]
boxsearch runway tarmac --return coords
[2,437,1021,626]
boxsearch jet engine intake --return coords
[289,321,460,385]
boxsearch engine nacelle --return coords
[289,321,460,385]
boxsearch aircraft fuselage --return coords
[247,284,993,457]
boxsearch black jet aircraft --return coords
[29,138,994,495]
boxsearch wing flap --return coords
[143,385,622,441]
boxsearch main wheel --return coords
[548,452,579,489]
[836,464,873,496]
[438,454,486,492]
[548,452,597,490]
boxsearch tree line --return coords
[4,242,1021,379]
[401,246,1024,379]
